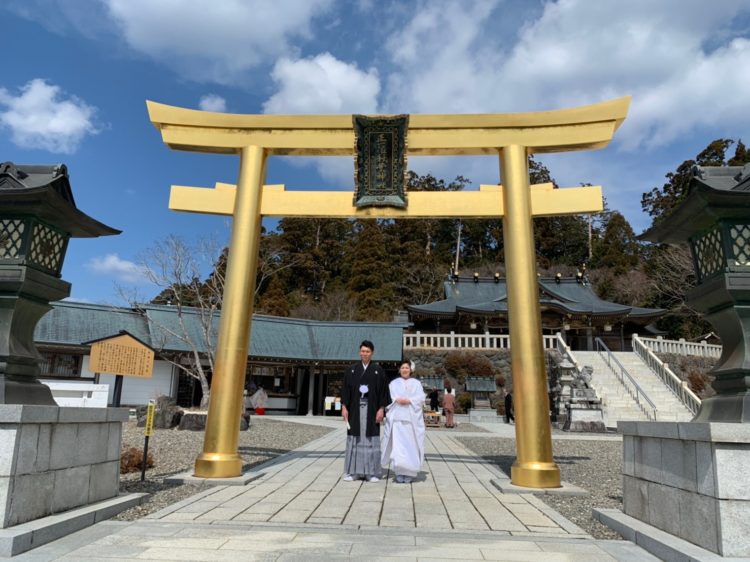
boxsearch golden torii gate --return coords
[148,97,630,488]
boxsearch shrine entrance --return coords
[148,97,630,488]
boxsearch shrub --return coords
[120,447,154,474]
[444,351,468,382]
[456,392,472,413]
[687,370,711,396]
[466,354,494,377]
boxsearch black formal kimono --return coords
[341,361,389,478]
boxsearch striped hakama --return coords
[344,399,382,479]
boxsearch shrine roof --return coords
[408,277,663,320]
[465,376,498,392]
[35,301,406,363]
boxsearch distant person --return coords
[442,389,456,428]
[381,360,425,483]
[341,340,389,482]
[428,387,439,412]
[504,390,514,424]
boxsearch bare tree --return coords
[118,235,224,409]
[647,244,699,315]
[119,233,302,409]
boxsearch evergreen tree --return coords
[527,157,589,267]
[590,211,641,273]
[344,220,397,321]
[641,139,749,222]
[728,139,749,165]
[640,139,750,337]
[257,275,290,316]
[276,218,353,299]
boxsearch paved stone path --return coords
[10,418,658,561]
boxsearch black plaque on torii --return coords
[353,114,409,208]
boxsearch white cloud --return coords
[0,79,100,154]
[381,0,750,149]
[86,254,146,284]
[262,52,380,182]
[199,94,227,112]
[263,53,380,114]
[103,0,334,84]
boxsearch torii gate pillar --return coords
[148,97,630,488]
[501,144,557,486]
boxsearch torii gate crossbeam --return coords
[148,97,630,488]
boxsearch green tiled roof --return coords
[34,301,406,363]
[409,277,663,320]
[35,301,151,345]
[465,376,498,392]
[418,376,444,390]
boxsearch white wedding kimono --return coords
[381,377,426,478]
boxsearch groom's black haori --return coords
[342,361,389,437]
[341,340,389,480]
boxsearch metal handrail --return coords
[632,334,701,415]
[594,337,657,421]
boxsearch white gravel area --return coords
[457,435,623,540]
[114,417,333,521]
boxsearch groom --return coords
[341,340,389,482]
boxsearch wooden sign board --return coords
[89,333,155,378]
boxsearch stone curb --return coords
[0,493,146,557]
[593,507,741,562]
[489,478,588,496]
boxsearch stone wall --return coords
[406,348,559,393]
[406,349,512,383]
[619,421,750,557]
[0,405,128,528]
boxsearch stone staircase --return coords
[571,350,694,428]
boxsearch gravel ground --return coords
[115,418,333,521]
[458,435,623,540]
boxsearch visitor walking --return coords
[442,387,456,428]
[428,387,439,412]
[381,360,425,483]
[341,340,389,482]
[504,390,514,424]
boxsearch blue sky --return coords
[2,0,749,304]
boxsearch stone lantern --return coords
[0,162,119,404]
[641,164,750,422]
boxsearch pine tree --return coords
[345,220,397,321]
[590,212,640,274]
[257,275,290,316]
[641,138,750,223]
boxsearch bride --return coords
[381,360,426,483]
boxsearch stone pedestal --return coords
[619,421,750,557]
[178,411,248,431]
[469,407,500,423]
[0,405,127,527]
[563,388,605,432]
[564,404,606,432]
